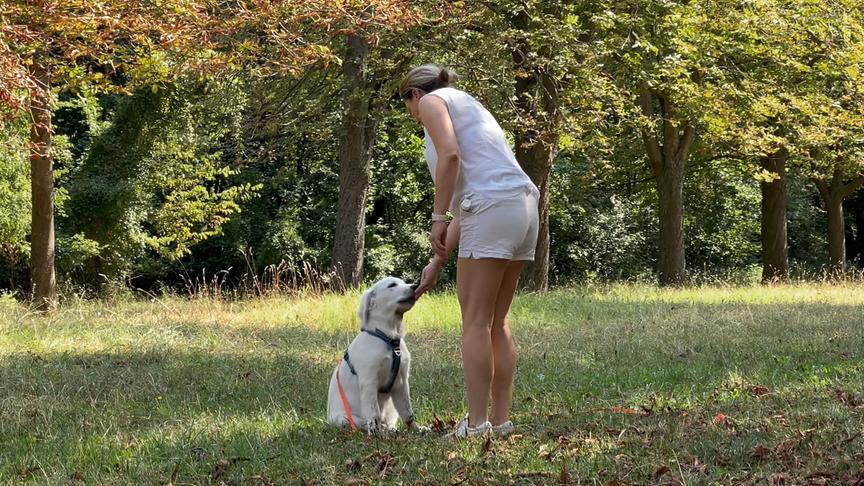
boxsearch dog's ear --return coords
[358,288,376,327]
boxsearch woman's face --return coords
[403,89,423,124]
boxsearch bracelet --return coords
[431,213,448,222]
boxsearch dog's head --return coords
[358,276,417,329]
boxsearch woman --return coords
[406,64,540,438]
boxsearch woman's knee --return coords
[491,319,511,336]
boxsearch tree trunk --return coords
[638,86,694,286]
[28,57,57,310]
[510,9,559,292]
[514,131,556,293]
[330,34,376,290]
[825,195,844,274]
[814,169,864,278]
[855,196,864,265]
[759,149,790,283]
[657,165,686,285]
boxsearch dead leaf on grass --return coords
[832,389,864,408]
[345,458,361,474]
[770,472,790,485]
[482,435,492,455]
[750,444,773,461]
[689,458,707,474]
[594,406,652,416]
[538,443,556,461]
[559,462,571,485]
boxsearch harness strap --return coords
[343,351,357,375]
[335,361,357,432]
[342,328,402,394]
[363,328,401,394]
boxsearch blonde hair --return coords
[399,64,457,99]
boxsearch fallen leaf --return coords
[559,462,571,485]
[653,464,669,479]
[770,414,787,425]
[748,385,769,396]
[482,435,492,455]
[594,406,651,416]
[713,413,727,424]
[212,459,230,481]
[249,474,274,486]
[345,458,361,473]
[538,444,556,461]
[431,414,451,433]
[770,472,790,485]
[832,389,864,408]
[750,444,773,461]
[372,453,395,478]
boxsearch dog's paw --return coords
[365,418,393,436]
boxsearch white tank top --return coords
[423,87,539,213]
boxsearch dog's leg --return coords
[390,373,429,433]
[358,379,382,434]
[379,397,399,431]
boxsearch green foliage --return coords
[685,163,761,273]
[59,81,260,289]
[0,114,30,289]
[3,0,862,294]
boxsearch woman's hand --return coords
[415,257,444,299]
[429,220,448,258]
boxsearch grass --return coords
[1,283,863,485]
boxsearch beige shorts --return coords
[457,188,540,261]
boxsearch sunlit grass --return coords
[1,284,863,484]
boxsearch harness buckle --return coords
[393,347,402,357]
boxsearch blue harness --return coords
[343,328,402,394]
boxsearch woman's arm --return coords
[433,217,460,264]
[415,217,460,298]
[419,95,460,220]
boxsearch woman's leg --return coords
[489,260,525,425]
[456,257,510,426]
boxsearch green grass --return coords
[1,284,863,485]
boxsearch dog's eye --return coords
[387,282,397,288]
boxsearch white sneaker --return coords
[445,416,491,438]
[490,421,514,437]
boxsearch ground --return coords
[1,284,863,484]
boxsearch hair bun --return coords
[439,67,457,86]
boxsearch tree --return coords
[721,0,864,279]
[329,4,454,289]
[1,1,224,308]
[506,1,582,292]
[0,0,415,305]
[596,1,720,285]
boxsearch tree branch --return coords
[638,84,663,176]
[841,174,864,200]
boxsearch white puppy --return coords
[327,276,427,434]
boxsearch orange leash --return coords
[336,362,357,432]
